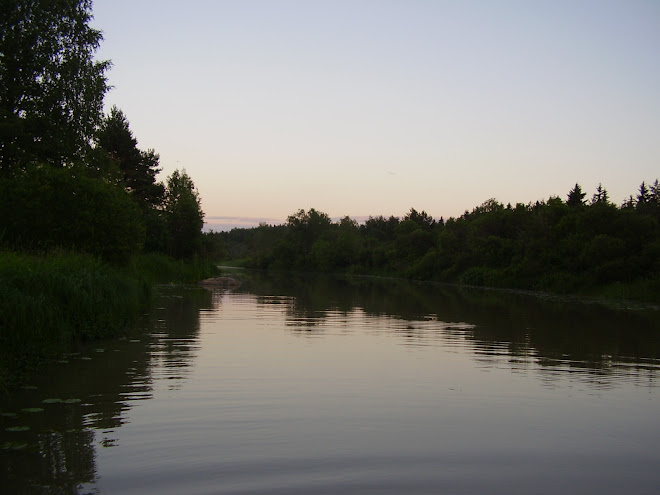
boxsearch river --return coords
[1,271,659,494]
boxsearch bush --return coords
[0,165,145,263]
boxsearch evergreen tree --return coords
[636,181,651,210]
[96,106,165,208]
[591,183,610,205]
[651,179,660,205]
[566,183,586,207]
[621,195,636,210]
[0,0,110,173]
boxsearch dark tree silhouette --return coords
[0,0,110,172]
[636,181,651,209]
[96,106,165,208]
[591,183,610,205]
[165,169,204,258]
[566,183,586,207]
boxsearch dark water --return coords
[2,272,659,494]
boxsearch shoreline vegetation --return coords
[1,2,658,391]
[0,2,220,390]
[218,181,660,305]
[0,251,218,391]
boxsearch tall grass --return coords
[0,251,219,391]
[127,252,219,285]
[0,251,149,390]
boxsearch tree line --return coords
[0,0,206,262]
[221,181,660,301]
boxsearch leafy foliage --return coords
[221,182,660,302]
[0,1,214,390]
[164,169,204,259]
[0,165,145,263]
[0,0,110,172]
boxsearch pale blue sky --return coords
[91,0,660,229]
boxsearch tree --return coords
[164,169,204,258]
[591,183,610,205]
[651,180,660,205]
[636,181,651,211]
[0,0,110,173]
[284,208,332,266]
[621,195,636,210]
[0,165,144,262]
[643,179,660,219]
[404,208,436,231]
[361,215,400,242]
[566,183,586,207]
[96,106,165,208]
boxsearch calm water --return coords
[2,272,659,494]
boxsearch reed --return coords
[127,252,219,284]
[0,251,149,390]
[0,250,219,390]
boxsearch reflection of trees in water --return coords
[458,289,660,388]
[0,285,213,493]
[144,287,212,388]
[243,271,660,385]
[1,412,97,494]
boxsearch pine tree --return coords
[566,183,586,207]
[591,183,610,205]
[96,107,165,208]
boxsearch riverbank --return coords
[0,251,218,392]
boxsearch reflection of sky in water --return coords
[2,280,659,494]
[202,287,659,392]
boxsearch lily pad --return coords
[2,441,29,450]
[42,398,62,404]
[1,412,18,418]
[6,426,30,432]
[21,407,44,413]
[79,357,92,361]
[63,399,81,404]
[95,348,105,353]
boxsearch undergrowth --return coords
[0,250,219,391]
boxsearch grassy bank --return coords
[0,251,219,391]
[128,252,219,284]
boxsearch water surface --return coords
[2,273,659,494]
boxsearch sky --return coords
[90,0,660,231]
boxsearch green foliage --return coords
[96,106,165,208]
[199,231,227,261]
[0,165,145,263]
[0,251,148,389]
[221,179,660,302]
[0,0,219,390]
[0,0,110,172]
[164,169,204,259]
[128,252,219,285]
